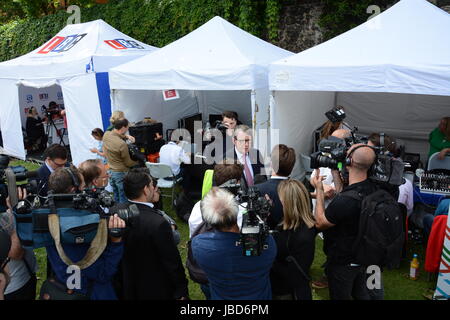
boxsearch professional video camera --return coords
[218,179,272,256]
[214,120,228,132]
[126,140,146,166]
[310,135,405,186]
[0,154,39,211]
[41,104,60,118]
[238,186,272,257]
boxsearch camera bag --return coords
[15,207,101,250]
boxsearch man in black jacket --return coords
[37,144,68,198]
[256,144,296,230]
[119,168,189,300]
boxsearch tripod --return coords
[45,113,66,147]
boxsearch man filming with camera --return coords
[192,187,277,300]
[44,166,125,300]
[311,143,377,300]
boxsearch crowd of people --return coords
[0,109,449,301]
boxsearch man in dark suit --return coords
[119,168,189,300]
[232,125,267,187]
[256,144,296,230]
[37,144,68,198]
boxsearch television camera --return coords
[219,179,272,256]
[310,108,405,186]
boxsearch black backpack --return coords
[186,221,213,285]
[173,192,194,223]
[342,188,405,269]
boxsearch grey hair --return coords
[200,187,239,230]
[233,124,251,139]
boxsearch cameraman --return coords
[0,228,11,300]
[192,187,276,300]
[311,144,377,300]
[78,159,109,189]
[103,118,137,203]
[45,166,125,300]
[1,190,37,300]
[119,168,188,300]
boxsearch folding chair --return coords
[427,152,450,171]
[145,162,182,208]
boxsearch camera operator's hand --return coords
[108,214,126,243]
[310,169,325,191]
[6,187,28,212]
[323,184,336,200]
[438,148,450,160]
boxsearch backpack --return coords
[342,188,405,269]
[186,221,213,285]
[173,191,194,223]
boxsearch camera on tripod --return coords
[214,120,228,132]
[41,104,60,118]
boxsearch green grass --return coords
[11,160,436,300]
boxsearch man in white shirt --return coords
[159,138,191,184]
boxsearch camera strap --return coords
[47,196,108,269]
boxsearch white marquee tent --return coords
[0,19,157,165]
[269,0,450,179]
[109,16,293,158]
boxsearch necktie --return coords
[243,153,254,186]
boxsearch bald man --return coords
[311,143,377,300]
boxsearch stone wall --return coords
[276,0,450,53]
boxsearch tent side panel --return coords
[96,72,112,131]
[0,80,26,159]
[273,91,336,179]
[60,74,104,166]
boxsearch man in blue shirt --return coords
[423,198,450,236]
[192,187,276,300]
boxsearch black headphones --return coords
[345,144,378,167]
[64,167,80,192]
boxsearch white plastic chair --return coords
[145,162,182,207]
[427,152,450,171]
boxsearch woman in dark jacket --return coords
[270,179,317,300]
[25,107,47,152]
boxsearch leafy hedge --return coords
[0,0,282,62]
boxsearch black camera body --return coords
[310,136,348,170]
[237,186,272,257]
[325,106,346,123]
[41,104,60,118]
[214,120,228,132]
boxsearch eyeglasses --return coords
[49,158,67,168]
[235,139,251,144]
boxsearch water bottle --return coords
[409,253,419,280]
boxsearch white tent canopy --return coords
[109,16,292,158]
[269,0,450,178]
[0,19,157,165]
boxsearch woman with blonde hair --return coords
[107,110,125,131]
[270,179,317,300]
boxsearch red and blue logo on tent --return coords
[37,33,87,54]
[104,39,144,50]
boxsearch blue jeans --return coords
[423,214,435,237]
[109,171,127,204]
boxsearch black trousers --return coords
[326,263,370,300]
[4,275,37,300]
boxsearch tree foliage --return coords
[0,0,284,62]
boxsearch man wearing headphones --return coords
[44,166,126,300]
[311,144,377,300]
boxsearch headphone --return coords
[63,167,80,192]
[345,144,378,167]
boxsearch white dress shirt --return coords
[159,141,191,175]
[398,178,414,217]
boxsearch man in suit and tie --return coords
[256,144,296,230]
[232,125,267,187]
[119,168,189,300]
[37,144,68,198]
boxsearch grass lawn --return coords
[11,160,436,300]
